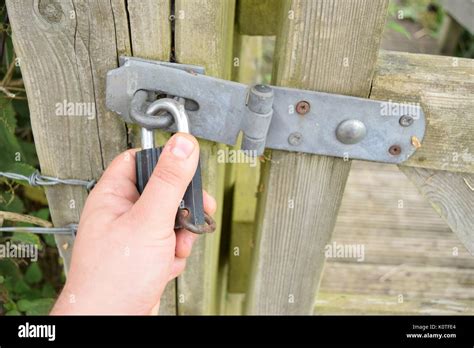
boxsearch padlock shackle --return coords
[146,98,190,133]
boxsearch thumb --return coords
[130,133,200,232]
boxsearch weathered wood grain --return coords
[245,0,389,315]
[173,0,235,315]
[315,291,474,315]
[125,0,175,315]
[399,166,474,255]
[320,262,474,301]
[228,161,260,294]
[371,51,474,173]
[320,160,474,315]
[127,0,170,60]
[330,161,473,268]
[6,0,128,273]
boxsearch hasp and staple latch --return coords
[106,57,426,164]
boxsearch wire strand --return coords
[0,170,95,190]
[0,224,78,235]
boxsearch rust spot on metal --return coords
[411,135,421,149]
[296,101,310,115]
[389,145,401,156]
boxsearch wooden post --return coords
[245,0,389,314]
[6,0,129,273]
[126,0,175,315]
[173,0,235,315]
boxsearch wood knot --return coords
[38,0,64,23]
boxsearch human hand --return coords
[51,133,216,315]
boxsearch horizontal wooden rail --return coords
[371,50,474,174]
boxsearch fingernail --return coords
[170,135,195,159]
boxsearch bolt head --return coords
[389,145,402,156]
[335,119,367,145]
[296,101,310,115]
[254,84,272,94]
[399,115,414,127]
[288,132,302,146]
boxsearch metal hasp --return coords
[106,57,426,164]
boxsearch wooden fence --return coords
[6,0,473,315]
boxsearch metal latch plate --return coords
[106,57,426,164]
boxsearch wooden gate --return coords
[6,0,473,315]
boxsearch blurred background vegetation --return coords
[0,0,472,315]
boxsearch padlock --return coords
[135,98,215,234]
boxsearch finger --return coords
[130,133,200,231]
[168,257,186,281]
[82,149,139,219]
[175,190,217,258]
[175,229,198,258]
[203,190,217,216]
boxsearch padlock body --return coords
[135,147,206,229]
[177,159,205,227]
[136,147,161,194]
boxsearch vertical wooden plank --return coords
[226,35,263,314]
[6,0,128,273]
[438,15,463,56]
[227,162,260,292]
[174,0,235,315]
[126,0,175,315]
[399,167,474,255]
[245,0,389,314]
[127,0,171,60]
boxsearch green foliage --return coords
[386,21,412,39]
[386,0,445,38]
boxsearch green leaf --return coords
[387,21,412,40]
[41,283,56,298]
[13,279,32,296]
[24,263,43,284]
[0,259,22,282]
[10,233,43,250]
[17,298,55,315]
[0,99,17,130]
[3,301,17,311]
[30,208,50,221]
[18,140,39,167]
[42,234,56,248]
[0,191,25,213]
[0,275,4,284]
[0,101,22,171]
[5,309,22,316]
[23,186,48,205]
[12,99,30,126]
